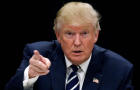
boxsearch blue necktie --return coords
[66,65,80,90]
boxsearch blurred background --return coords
[1,0,139,89]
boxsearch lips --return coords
[73,51,82,53]
[72,50,83,55]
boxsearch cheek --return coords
[60,36,73,52]
[61,37,73,47]
[85,42,94,50]
[83,38,95,51]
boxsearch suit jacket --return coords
[5,40,133,90]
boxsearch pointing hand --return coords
[28,50,51,78]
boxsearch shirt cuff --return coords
[23,66,39,90]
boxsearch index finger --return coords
[33,50,41,60]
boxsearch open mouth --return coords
[72,50,83,56]
[73,51,83,53]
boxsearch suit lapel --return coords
[47,42,105,90]
[50,45,66,90]
[82,45,105,90]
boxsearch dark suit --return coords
[5,40,133,90]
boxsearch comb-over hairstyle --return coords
[54,2,101,31]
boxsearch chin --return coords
[69,56,86,65]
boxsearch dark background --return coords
[1,0,139,89]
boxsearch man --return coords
[5,2,133,90]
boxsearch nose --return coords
[74,34,81,47]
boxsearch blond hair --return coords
[54,2,101,31]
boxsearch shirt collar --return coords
[65,54,91,73]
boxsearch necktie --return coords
[66,65,80,90]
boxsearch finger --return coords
[40,56,51,68]
[34,70,50,77]
[29,65,50,78]
[45,58,51,68]
[29,66,39,78]
[33,50,41,60]
[29,64,44,73]
[39,55,47,65]
[30,59,49,71]
[39,70,50,76]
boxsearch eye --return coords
[66,32,73,35]
[65,31,74,38]
[83,32,88,34]
[81,31,88,35]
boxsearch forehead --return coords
[61,23,93,31]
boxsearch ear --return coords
[94,30,100,43]
[55,31,61,43]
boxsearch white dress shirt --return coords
[23,55,91,90]
[65,55,91,90]
[23,66,39,90]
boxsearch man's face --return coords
[56,22,99,65]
